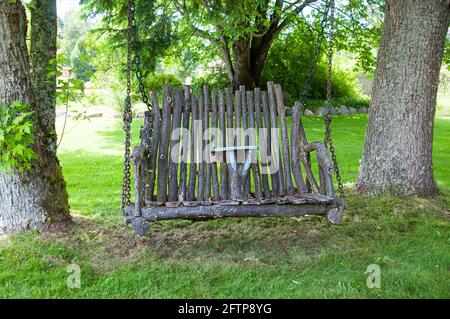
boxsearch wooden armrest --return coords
[302,142,335,174]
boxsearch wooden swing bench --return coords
[124,82,344,235]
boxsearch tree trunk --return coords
[31,0,58,156]
[230,33,275,89]
[356,0,450,196]
[0,0,70,234]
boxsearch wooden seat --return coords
[125,81,343,231]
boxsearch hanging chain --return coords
[300,0,331,103]
[324,0,345,202]
[299,0,331,191]
[131,2,152,111]
[131,0,154,145]
[121,0,134,213]
[122,0,154,214]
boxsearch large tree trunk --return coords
[356,0,450,196]
[230,35,274,89]
[31,0,58,156]
[0,0,70,234]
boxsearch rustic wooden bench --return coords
[124,82,344,235]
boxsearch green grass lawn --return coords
[0,114,448,298]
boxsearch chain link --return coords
[121,0,134,213]
[300,2,330,103]
[324,0,345,202]
[122,0,155,214]
[131,0,154,141]
[131,2,152,112]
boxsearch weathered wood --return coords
[261,90,278,197]
[148,91,162,201]
[168,88,183,202]
[318,166,326,195]
[178,85,191,201]
[203,85,212,200]
[325,170,335,199]
[129,201,335,222]
[141,111,152,149]
[197,94,205,201]
[156,86,173,203]
[140,112,152,202]
[225,88,234,198]
[229,90,243,200]
[210,91,221,201]
[297,108,320,194]
[240,85,251,196]
[234,90,242,146]
[218,91,228,200]
[131,146,145,216]
[186,93,197,201]
[247,90,263,199]
[291,102,307,193]
[267,82,285,196]
[303,142,335,197]
[130,83,343,221]
[274,84,294,196]
[254,88,271,198]
[140,155,149,207]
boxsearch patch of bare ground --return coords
[144,216,328,265]
[37,215,148,273]
[35,214,331,271]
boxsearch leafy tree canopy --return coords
[80,0,384,88]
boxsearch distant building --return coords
[60,67,72,80]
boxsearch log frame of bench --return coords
[126,83,345,235]
[124,202,338,223]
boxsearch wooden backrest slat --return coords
[274,84,294,196]
[240,86,251,196]
[291,102,307,193]
[203,86,212,200]
[186,93,197,201]
[225,88,234,199]
[254,88,271,198]
[168,88,183,202]
[147,91,161,201]
[210,91,221,201]
[218,92,228,200]
[197,93,205,201]
[247,90,263,199]
[178,85,191,201]
[156,85,172,202]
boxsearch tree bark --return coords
[356,0,450,196]
[0,0,70,234]
[30,0,58,156]
[230,32,278,89]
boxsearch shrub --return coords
[191,70,230,95]
[0,100,37,172]
[142,73,183,93]
[261,23,361,105]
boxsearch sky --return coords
[57,0,80,18]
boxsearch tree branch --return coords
[213,23,234,83]
[173,0,217,42]
[275,0,319,35]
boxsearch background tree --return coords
[0,0,70,233]
[82,0,383,89]
[58,9,96,83]
[356,0,450,196]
